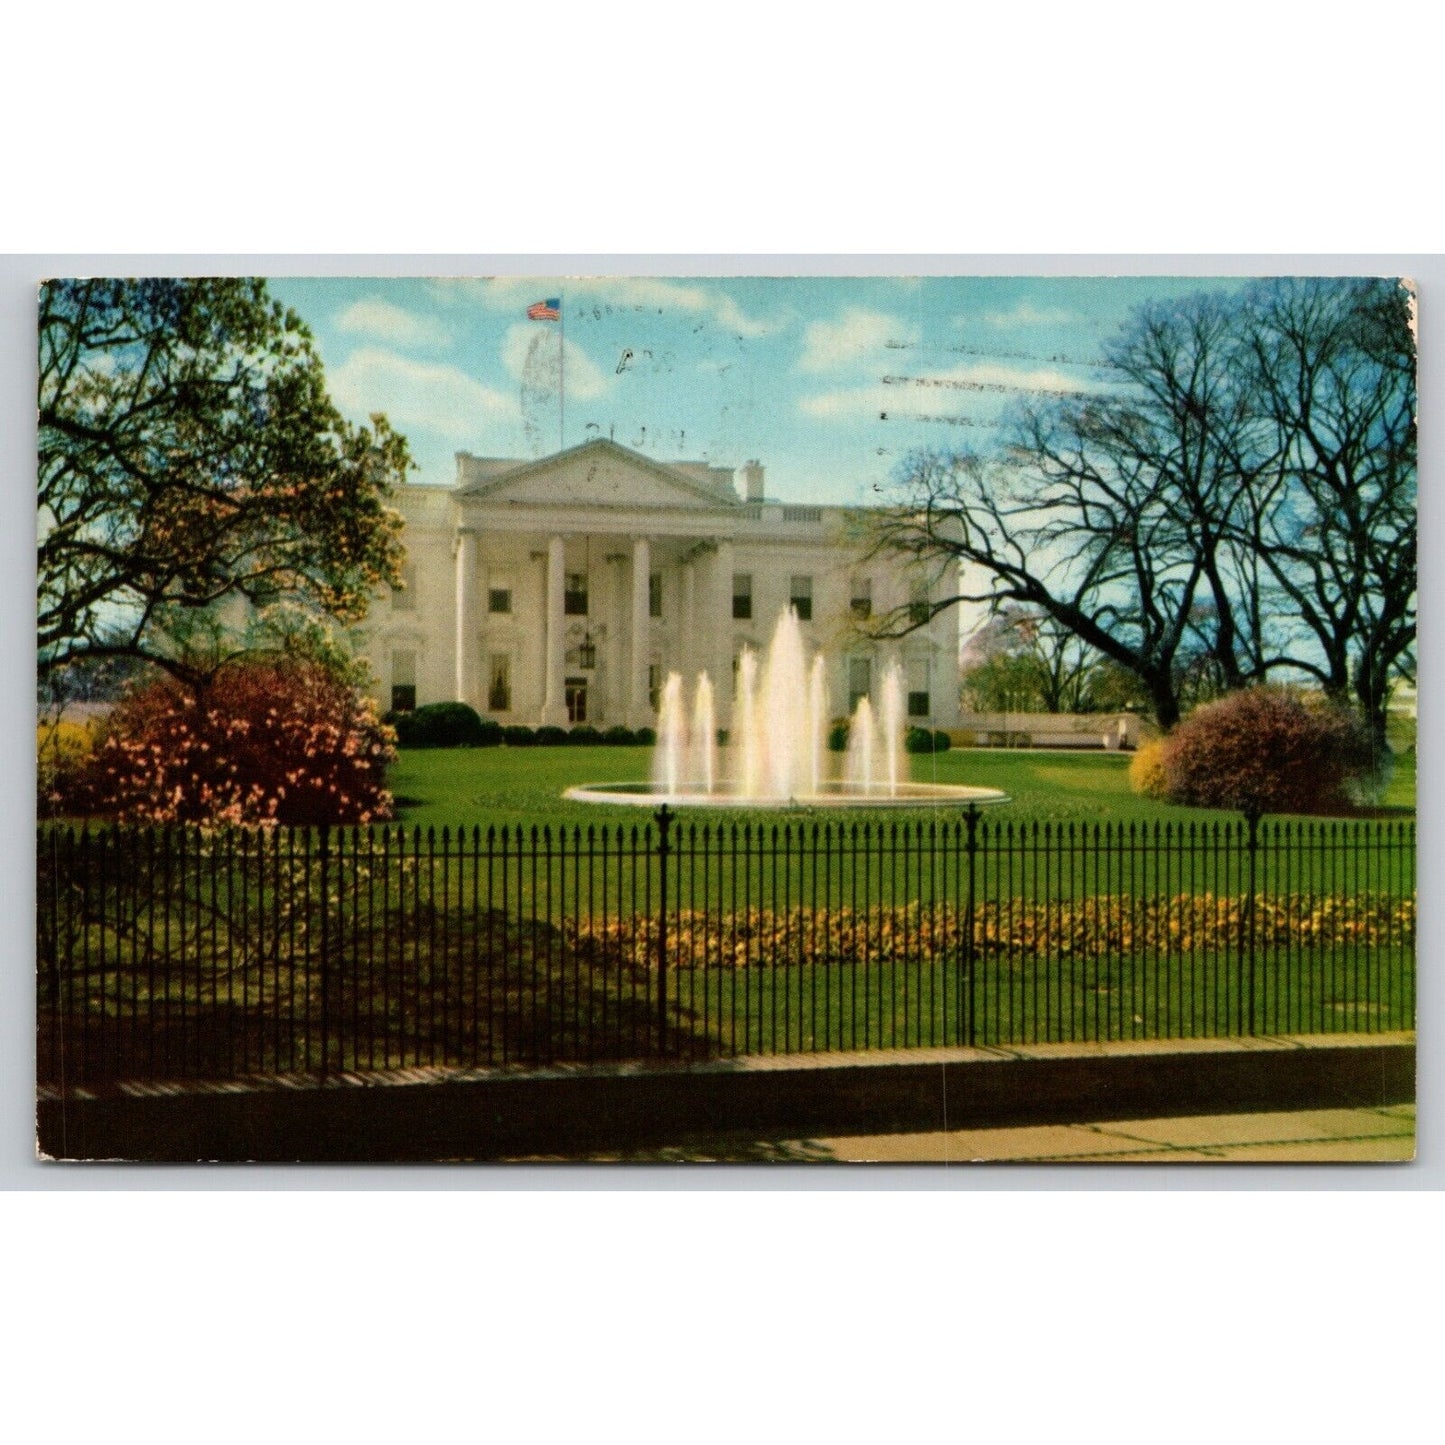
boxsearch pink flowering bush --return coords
[62,660,396,825]
[1162,687,1374,817]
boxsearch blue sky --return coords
[269,275,1249,506]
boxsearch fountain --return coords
[565,609,1009,810]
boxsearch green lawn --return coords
[388,744,1416,833]
[42,744,1415,1085]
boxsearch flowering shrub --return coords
[58,660,396,826]
[37,719,99,816]
[1163,687,1373,816]
[569,894,1414,971]
[1128,737,1171,799]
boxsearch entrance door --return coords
[565,677,588,724]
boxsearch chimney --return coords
[737,459,765,503]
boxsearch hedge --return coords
[387,702,498,749]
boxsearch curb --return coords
[37,1032,1415,1162]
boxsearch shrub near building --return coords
[387,701,499,748]
[63,659,397,826]
[1148,687,1374,818]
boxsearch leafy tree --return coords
[960,606,1151,714]
[38,278,411,687]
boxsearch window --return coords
[565,572,589,616]
[391,649,417,713]
[392,562,415,612]
[848,656,872,712]
[488,654,512,712]
[648,663,661,712]
[850,578,872,620]
[908,583,930,627]
[732,573,752,620]
[488,587,512,615]
[649,572,662,618]
[565,677,588,724]
[789,575,813,622]
[907,658,930,718]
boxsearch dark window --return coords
[648,664,661,712]
[908,691,930,718]
[649,572,662,618]
[488,655,511,712]
[732,573,752,620]
[565,677,588,724]
[488,588,512,614]
[390,684,416,713]
[564,572,588,616]
[850,579,872,620]
[848,657,871,713]
[790,575,813,622]
[908,588,930,627]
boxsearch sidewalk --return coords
[799,1103,1417,1162]
[514,1104,1416,1162]
[41,1032,1414,1162]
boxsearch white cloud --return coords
[327,346,516,440]
[982,301,1080,329]
[431,276,783,339]
[798,361,1096,419]
[335,297,451,349]
[797,306,916,372]
[500,324,610,400]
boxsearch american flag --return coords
[527,298,561,321]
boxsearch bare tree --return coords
[872,282,1415,741]
[959,606,1142,714]
[1236,277,1416,747]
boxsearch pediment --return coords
[460,440,736,511]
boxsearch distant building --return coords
[360,438,962,731]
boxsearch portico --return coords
[363,438,963,733]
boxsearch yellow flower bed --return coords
[569,893,1415,970]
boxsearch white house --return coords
[360,438,962,732]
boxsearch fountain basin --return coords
[564,780,1011,810]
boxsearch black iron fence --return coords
[37,812,1415,1086]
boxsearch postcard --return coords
[36,273,1416,1162]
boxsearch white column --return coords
[681,560,697,684]
[628,535,651,727]
[609,552,628,723]
[541,534,567,725]
[713,539,735,727]
[454,528,477,705]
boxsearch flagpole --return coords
[559,294,565,451]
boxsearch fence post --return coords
[963,805,980,1048]
[1240,810,1260,1036]
[654,804,674,1056]
[318,824,331,1080]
